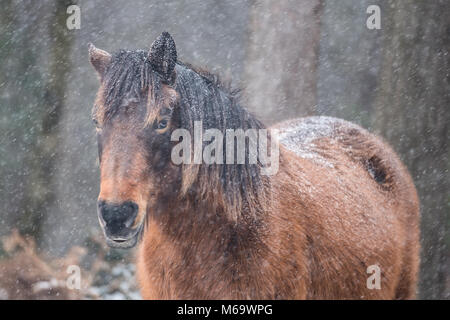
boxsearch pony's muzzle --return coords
[97,200,140,248]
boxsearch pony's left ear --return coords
[148,32,177,85]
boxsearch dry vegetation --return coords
[0,230,139,300]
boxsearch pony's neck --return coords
[150,184,270,261]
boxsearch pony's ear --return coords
[148,32,177,85]
[88,43,111,79]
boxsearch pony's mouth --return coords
[104,223,143,249]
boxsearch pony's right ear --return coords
[88,43,111,79]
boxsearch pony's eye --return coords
[92,118,99,127]
[157,119,168,130]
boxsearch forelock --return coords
[101,50,162,121]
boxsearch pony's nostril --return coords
[98,201,139,234]
[122,202,138,228]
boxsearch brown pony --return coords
[88,32,420,299]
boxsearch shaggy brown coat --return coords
[137,117,420,299]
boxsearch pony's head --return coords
[89,32,268,249]
[89,32,180,248]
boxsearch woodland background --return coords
[0,0,448,299]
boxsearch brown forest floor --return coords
[0,230,140,300]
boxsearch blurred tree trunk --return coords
[17,0,75,243]
[0,2,48,237]
[373,0,450,299]
[244,0,323,124]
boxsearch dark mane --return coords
[174,62,270,220]
[101,50,270,221]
